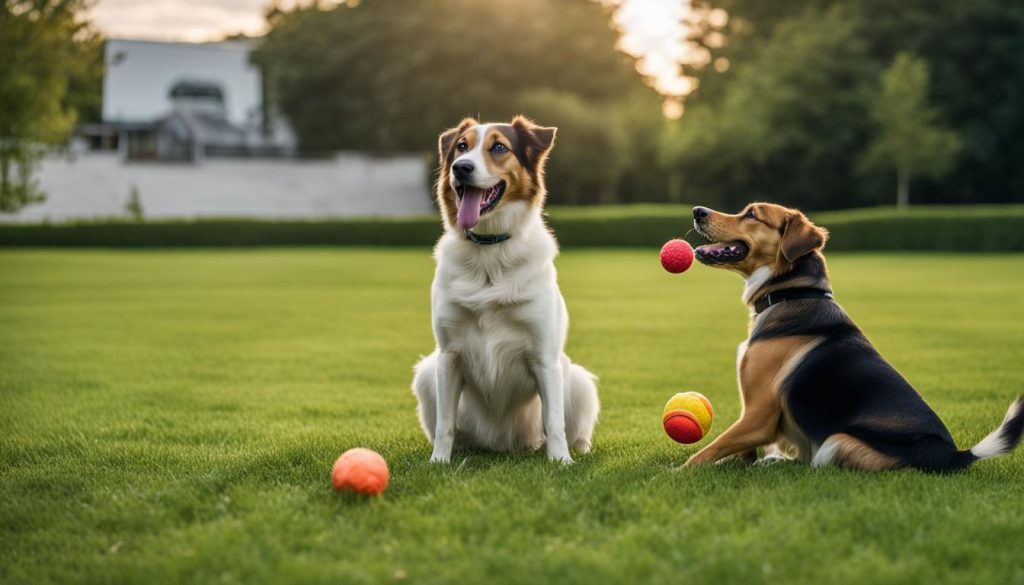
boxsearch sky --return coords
[88,0,694,103]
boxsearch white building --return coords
[103,39,262,128]
[79,39,296,161]
[0,39,433,222]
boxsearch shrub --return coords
[1,206,1022,251]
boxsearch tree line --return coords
[674,0,1019,210]
[257,0,1024,210]
[3,0,1022,213]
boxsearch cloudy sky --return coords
[88,0,692,97]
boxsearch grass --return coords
[2,249,1024,584]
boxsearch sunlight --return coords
[88,0,697,104]
[613,0,695,99]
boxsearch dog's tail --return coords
[950,396,1024,470]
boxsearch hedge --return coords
[1,205,1023,251]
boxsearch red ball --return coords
[660,239,694,274]
[332,448,389,496]
[663,410,705,444]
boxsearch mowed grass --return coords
[2,249,1024,585]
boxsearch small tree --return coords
[0,144,46,213]
[0,0,101,213]
[862,53,960,209]
[124,184,144,222]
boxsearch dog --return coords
[411,116,599,464]
[686,202,1024,471]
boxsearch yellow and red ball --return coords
[662,392,713,444]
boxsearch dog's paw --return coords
[754,453,789,466]
[572,439,592,455]
[548,453,575,465]
[429,451,451,464]
[684,453,713,467]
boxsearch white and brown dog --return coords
[411,116,599,464]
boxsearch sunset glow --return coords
[88,0,695,109]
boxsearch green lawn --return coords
[2,250,1024,584]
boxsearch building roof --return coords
[169,80,225,100]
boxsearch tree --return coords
[0,0,101,213]
[254,0,644,154]
[682,0,1024,208]
[862,53,960,208]
[664,6,878,210]
[64,28,104,125]
[516,90,623,204]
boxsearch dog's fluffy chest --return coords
[444,264,544,310]
[453,306,539,408]
[434,223,559,316]
[432,228,562,410]
[438,264,553,403]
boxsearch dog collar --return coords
[754,287,834,314]
[465,230,511,245]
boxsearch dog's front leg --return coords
[684,384,779,467]
[430,350,462,464]
[533,358,573,464]
[685,413,777,466]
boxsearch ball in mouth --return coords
[695,240,750,265]
[455,180,506,230]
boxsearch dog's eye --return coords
[456,141,468,152]
[744,209,757,219]
[491,143,508,153]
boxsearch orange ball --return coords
[332,448,389,496]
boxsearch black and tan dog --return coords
[686,202,1024,471]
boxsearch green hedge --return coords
[2,205,1023,251]
[0,218,442,248]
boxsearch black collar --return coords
[465,230,511,245]
[754,287,834,315]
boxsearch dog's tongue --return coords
[457,188,484,230]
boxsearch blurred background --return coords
[1,0,1022,236]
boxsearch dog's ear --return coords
[781,212,828,264]
[511,115,556,171]
[438,117,478,163]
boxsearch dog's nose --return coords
[452,160,475,182]
[693,206,711,221]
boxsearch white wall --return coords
[103,39,261,127]
[1,154,435,222]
